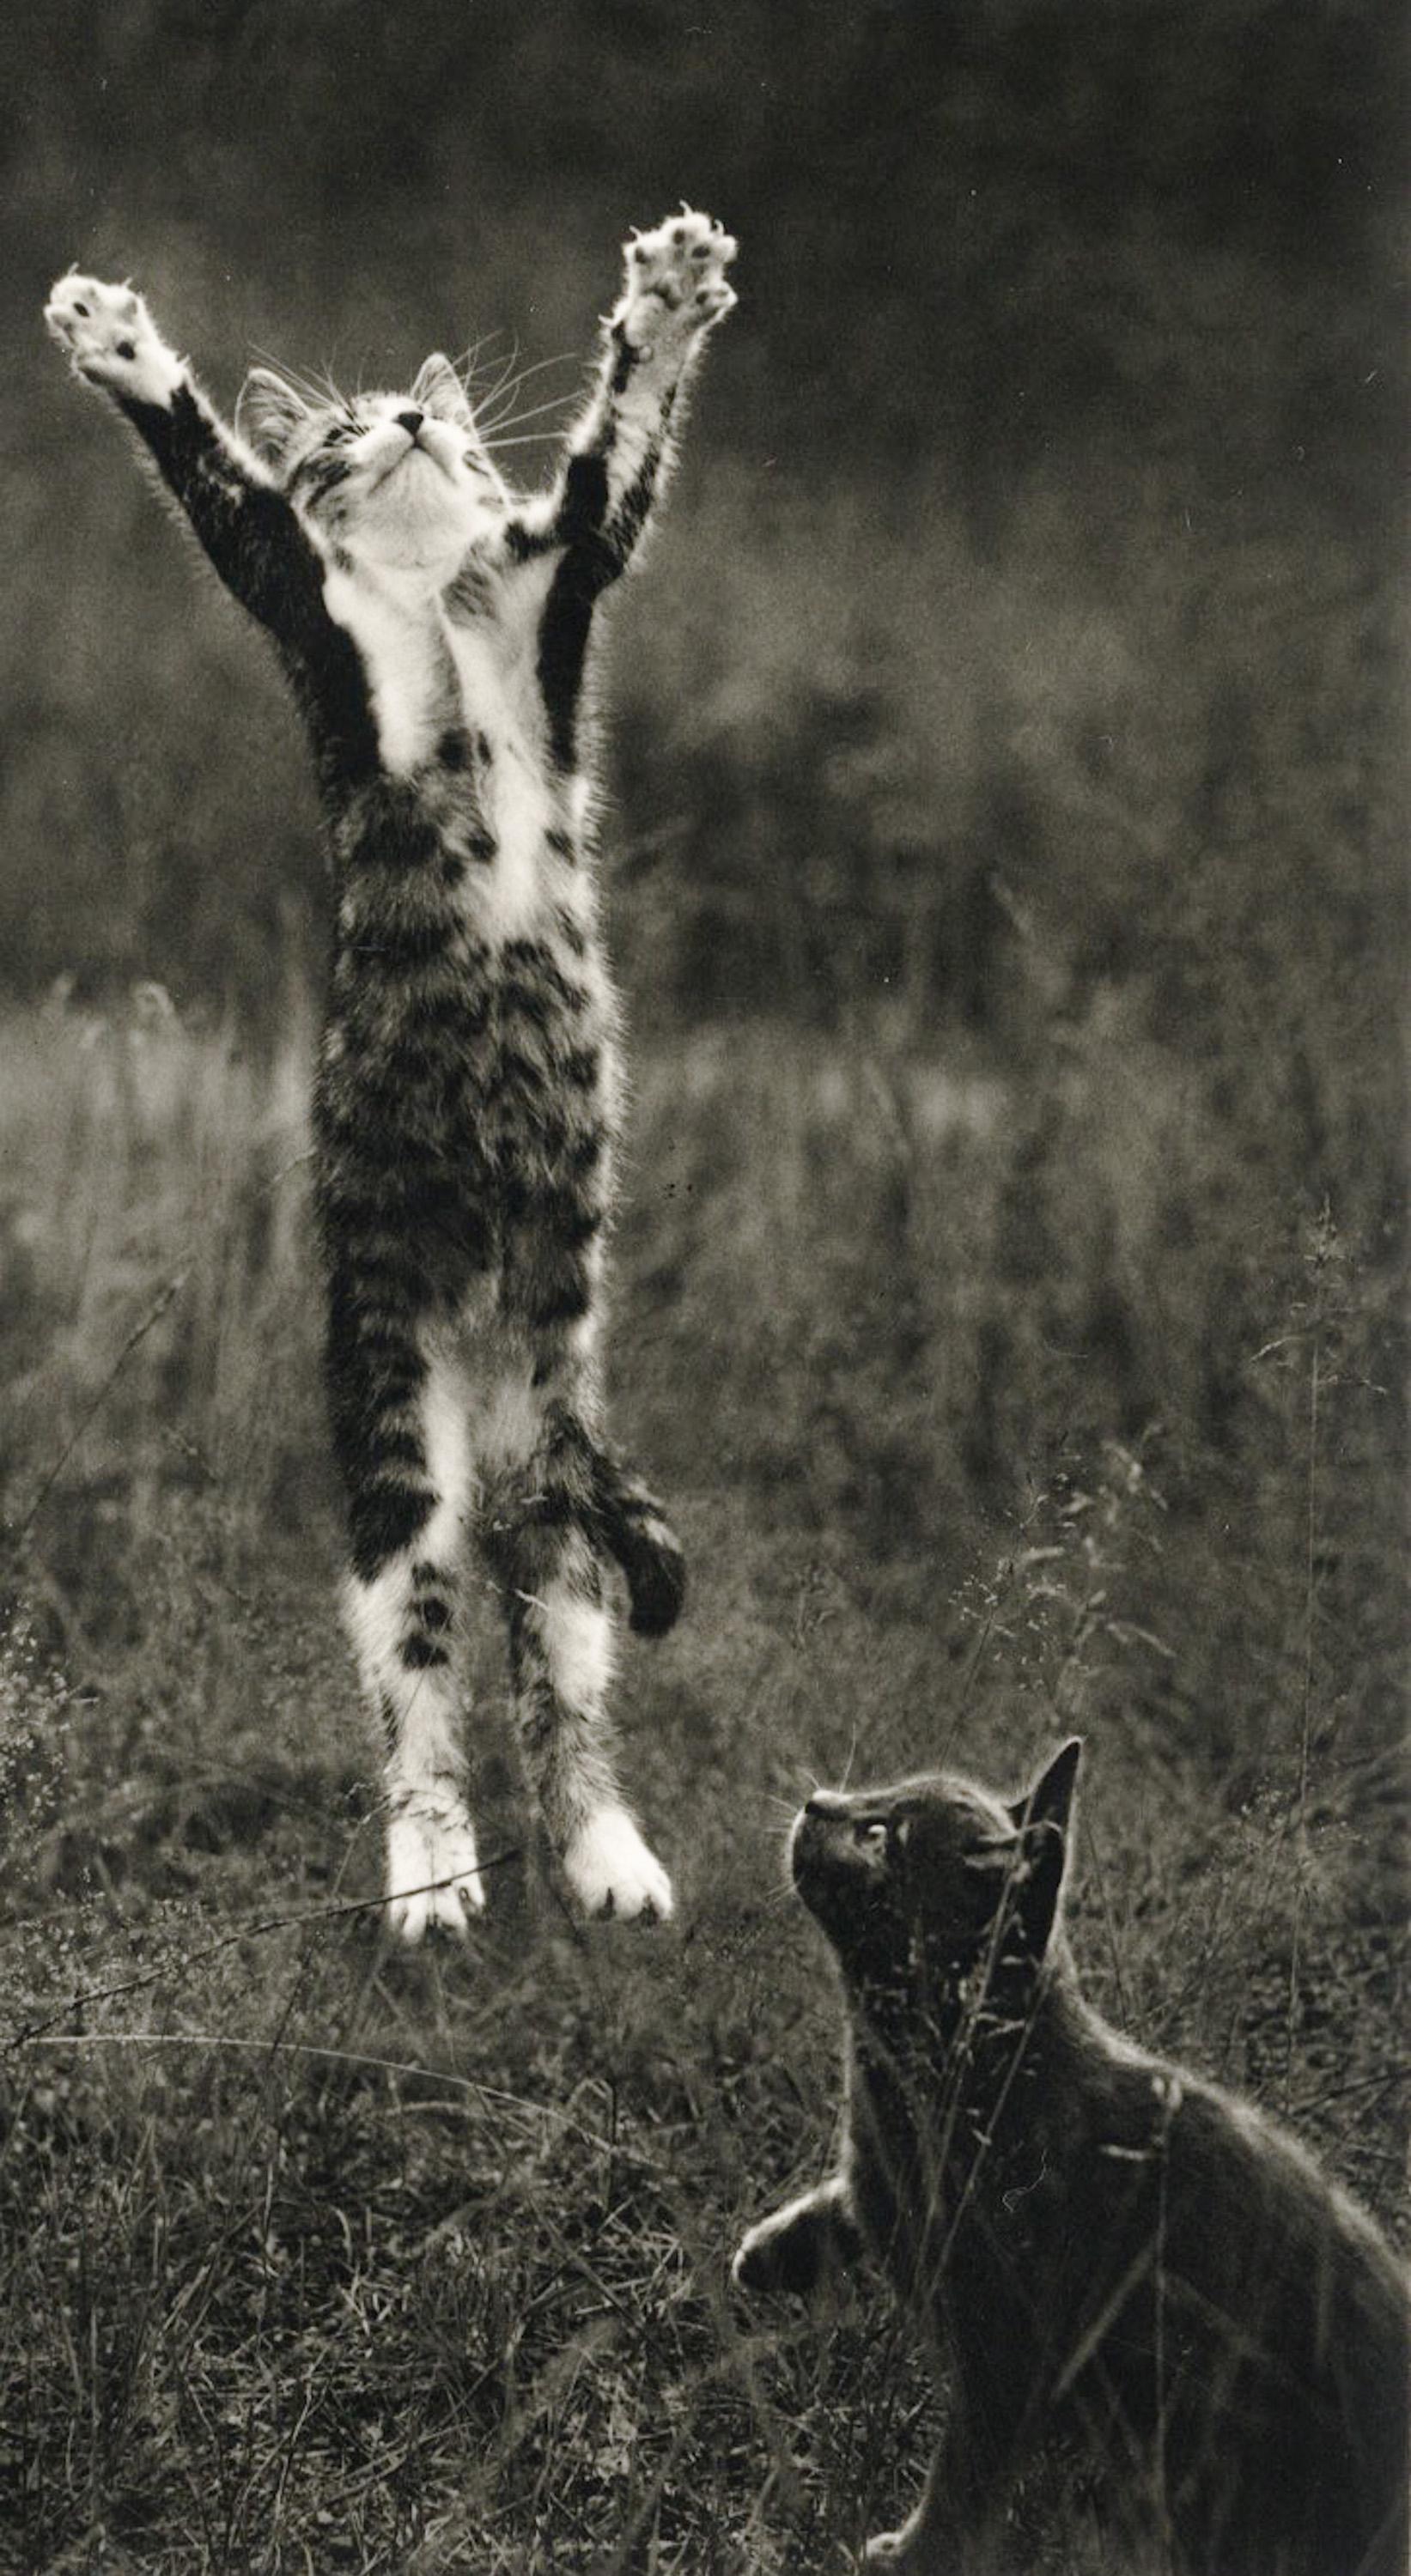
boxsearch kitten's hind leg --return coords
[338,1343,484,1941]
[481,1412,672,1922]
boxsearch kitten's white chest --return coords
[322,567,445,775]
[324,560,559,939]
[441,586,557,938]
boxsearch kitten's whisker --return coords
[453,331,507,381]
[482,430,577,450]
[480,346,580,399]
[478,351,582,423]
[475,336,522,408]
[248,348,338,412]
[482,392,582,438]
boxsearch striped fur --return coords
[45,211,737,1935]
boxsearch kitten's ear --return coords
[236,368,313,465]
[1008,1738,1083,1839]
[411,353,475,428]
[1008,1738,1082,1956]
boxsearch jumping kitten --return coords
[733,1741,1409,2575]
[45,211,737,1936]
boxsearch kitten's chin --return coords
[790,1818,858,1943]
[348,501,484,584]
[339,462,491,582]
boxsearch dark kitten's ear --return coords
[237,368,313,465]
[1007,1738,1082,1955]
[411,353,475,429]
[1008,1738,1083,1838]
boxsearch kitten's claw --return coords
[44,271,183,409]
[563,1806,674,1922]
[618,209,737,355]
[385,1797,486,1942]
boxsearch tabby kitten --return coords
[733,1742,1409,2575]
[45,210,737,1936]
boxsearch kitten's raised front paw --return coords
[618,208,737,357]
[563,1805,674,1921]
[731,2221,784,2297]
[731,2189,850,2300]
[862,2534,922,2568]
[385,1795,486,1943]
[44,272,183,409]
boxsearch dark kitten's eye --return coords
[855,1820,889,1852]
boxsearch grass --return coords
[0,990,1404,2573]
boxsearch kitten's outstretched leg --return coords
[481,1412,672,1922]
[732,2175,864,2297]
[336,1338,484,1941]
[552,207,738,575]
[44,272,327,647]
[510,210,736,767]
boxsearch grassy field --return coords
[0,988,1403,2573]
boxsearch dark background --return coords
[0,8,1405,2567]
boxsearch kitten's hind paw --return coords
[618,208,737,356]
[45,272,183,409]
[384,1797,487,1943]
[563,1806,674,1922]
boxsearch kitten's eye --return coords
[855,1820,889,1851]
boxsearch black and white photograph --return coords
[1,3,1406,2568]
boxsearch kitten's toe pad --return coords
[385,1798,486,1943]
[620,209,737,350]
[563,1806,674,1921]
[44,273,182,407]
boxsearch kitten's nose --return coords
[804,1790,852,1820]
[396,409,424,440]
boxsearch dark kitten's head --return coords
[236,353,509,581]
[789,1740,1082,2008]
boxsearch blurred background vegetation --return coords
[0,4,1405,2566]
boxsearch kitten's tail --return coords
[590,1448,686,1637]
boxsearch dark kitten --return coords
[733,1741,1409,2575]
